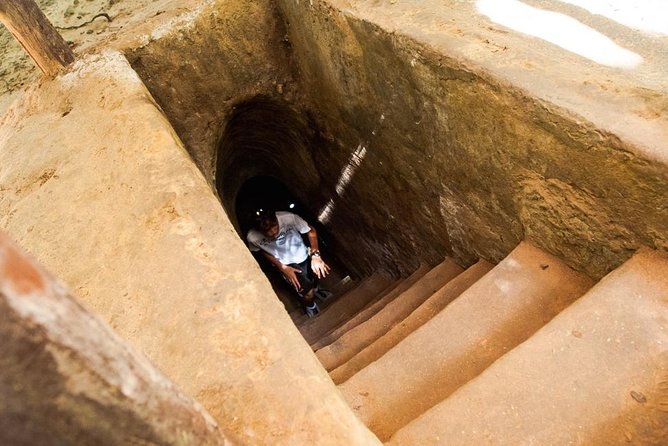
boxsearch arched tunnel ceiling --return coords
[215,96,322,230]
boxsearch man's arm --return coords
[307,226,331,279]
[260,251,303,291]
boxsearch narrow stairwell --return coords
[293,242,668,444]
[315,259,463,372]
[310,264,431,352]
[340,242,593,440]
[330,259,494,384]
[298,273,393,345]
[388,247,668,445]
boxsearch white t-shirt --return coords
[247,211,311,265]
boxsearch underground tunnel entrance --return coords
[235,175,351,314]
[216,96,354,319]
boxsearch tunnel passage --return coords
[216,97,352,313]
[215,95,322,233]
[234,175,343,312]
[235,175,313,238]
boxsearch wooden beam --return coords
[0,0,75,76]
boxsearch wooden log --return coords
[0,0,75,76]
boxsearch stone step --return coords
[290,274,357,326]
[297,273,392,332]
[298,273,393,345]
[350,278,404,319]
[319,278,404,341]
[310,264,431,351]
[389,248,668,445]
[315,258,464,372]
[340,242,593,441]
[0,232,231,445]
[331,259,494,384]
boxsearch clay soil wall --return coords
[130,0,667,279]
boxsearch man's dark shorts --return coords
[286,258,316,299]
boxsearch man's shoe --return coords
[305,302,320,318]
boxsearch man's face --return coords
[262,222,279,240]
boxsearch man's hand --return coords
[311,256,331,279]
[281,265,303,291]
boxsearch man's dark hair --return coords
[253,209,277,232]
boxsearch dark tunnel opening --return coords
[216,96,353,315]
[215,95,321,227]
[235,175,313,239]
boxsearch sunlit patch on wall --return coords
[556,0,668,36]
[318,144,368,224]
[477,0,643,68]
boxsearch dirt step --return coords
[311,264,431,351]
[315,259,464,372]
[318,278,404,341]
[341,242,593,441]
[298,273,393,345]
[290,274,357,326]
[331,259,493,384]
[389,248,668,446]
[336,278,403,328]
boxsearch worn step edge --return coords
[331,259,493,384]
[315,258,464,371]
[388,247,668,446]
[291,274,358,326]
[309,278,402,350]
[299,273,393,345]
[341,242,593,441]
[358,278,404,315]
[311,264,431,351]
[299,274,386,330]
[309,278,400,350]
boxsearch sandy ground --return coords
[0,0,177,112]
[2,0,666,155]
[3,0,666,101]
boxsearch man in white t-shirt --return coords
[247,210,331,317]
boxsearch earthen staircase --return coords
[296,242,668,444]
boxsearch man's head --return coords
[253,209,279,239]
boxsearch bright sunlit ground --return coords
[556,0,668,35]
[477,0,667,68]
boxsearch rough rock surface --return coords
[389,248,668,445]
[275,0,668,279]
[2,0,666,281]
[0,231,231,445]
[0,52,380,446]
